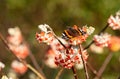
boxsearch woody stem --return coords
[94,52,113,79]
[80,45,89,79]
[29,51,46,78]
[55,68,64,79]
[72,66,78,79]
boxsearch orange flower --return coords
[108,36,120,52]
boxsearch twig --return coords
[0,33,46,79]
[28,51,46,78]
[84,23,109,50]
[80,45,89,79]
[25,41,46,78]
[94,52,113,79]
[21,29,46,78]
[55,68,64,79]
[27,64,45,79]
[0,33,21,61]
[54,35,67,49]
[71,66,78,79]
[87,62,97,75]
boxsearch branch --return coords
[94,52,113,79]
[28,51,46,78]
[27,64,45,79]
[86,62,97,75]
[24,41,46,78]
[55,68,64,79]
[71,66,78,79]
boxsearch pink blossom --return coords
[55,46,88,69]
[93,33,111,47]
[9,44,29,59]
[44,37,68,68]
[11,60,28,74]
[36,32,54,45]
[7,27,23,45]
[108,12,120,30]
[7,27,29,59]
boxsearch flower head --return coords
[55,46,88,69]
[11,60,28,74]
[7,27,23,45]
[108,11,120,30]
[93,33,111,47]
[9,44,29,59]
[7,27,29,59]
[44,37,68,68]
[36,24,55,45]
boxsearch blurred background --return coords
[0,0,120,79]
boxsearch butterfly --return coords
[62,25,86,40]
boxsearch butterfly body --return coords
[62,25,86,40]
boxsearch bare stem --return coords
[94,52,113,79]
[80,45,89,79]
[87,62,97,75]
[71,66,78,79]
[0,33,46,79]
[27,64,45,79]
[25,41,46,78]
[28,51,46,79]
[55,68,64,79]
